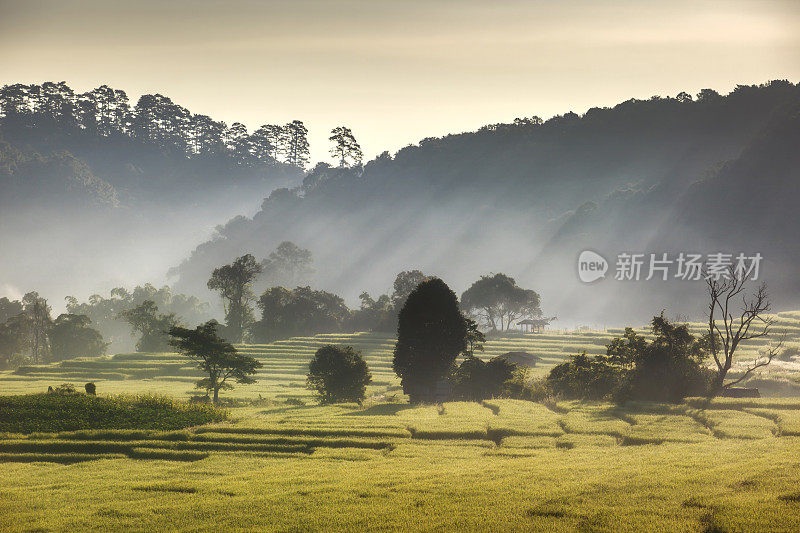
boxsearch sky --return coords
[1,0,799,164]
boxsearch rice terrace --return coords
[2,311,800,531]
[3,1,800,531]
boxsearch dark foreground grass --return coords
[0,393,226,433]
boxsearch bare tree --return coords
[705,269,783,395]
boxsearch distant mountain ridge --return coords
[170,80,800,323]
[1,80,798,325]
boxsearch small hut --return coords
[517,317,556,334]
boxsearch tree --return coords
[393,278,467,403]
[252,286,350,342]
[706,271,781,396]
[0,313,29,369]
[464,317,486,357]
[253,124,287,162]
[0,297,23,323]
[614,314,711,402]
[48,314,107,361]
[391,270,429,311]
[306,345,371,404]
[284,120,310,169]
[348,292,394,332]
[329,126,362,168]
[451,355,516,401]
[22,292,52,363]
[169,321,261,403]
[207,254,262,343]
[461,274,541,330]
[66,285,208,354]
[547,314,711,402]
[118,300,178,352]
[259,242,314,289]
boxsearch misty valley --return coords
[2,3,800,529]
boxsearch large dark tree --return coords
[393,278,467,403]
[169,320,261,403]
[306,345,371,405]
[207,254,262,343]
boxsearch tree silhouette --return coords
[207,254,262,342]
[285,120,310,169]
[393,278,467,403]
[169,320,261,403]
[22,292,52,363]
[329,126,362,168]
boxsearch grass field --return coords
[2,313,800,530]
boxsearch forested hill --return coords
[0,82,305,208]
[0,82,305,301]
[172,80,800,324]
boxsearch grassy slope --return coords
[2,314,800,530]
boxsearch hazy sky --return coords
[2,0,799,163]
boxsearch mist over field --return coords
[6,80,796,326]
[2,80,800,327]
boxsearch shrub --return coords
[547,353,625,401]
[85,382,96,395]
[0,393,226,433]
[307,345,371,405]
[451,355,517,401]
[48,383,78,395]
[546,314,714,403]
[500,368,552,401]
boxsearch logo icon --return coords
[578,250,608,283]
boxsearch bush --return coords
[307,345,372,405]
[547,353,625,401]
[501,369,552,402]
[0,393,226,433]
[84,382,96,395]
[47,383,78,395]
[451,355,517,401]
[546,314,714,403]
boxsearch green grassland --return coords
[2,313,800,530]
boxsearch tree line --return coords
[0,82,364,170]
[205,251,545,345]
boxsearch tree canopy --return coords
[118,300,178,352]
[48,313,107,361]
[461,274,541,330]
[252,286,350,343]
[208,254,262,343]
[306,345,371,405]
[169,320,262,403]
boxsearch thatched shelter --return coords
[517,317,556,333]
